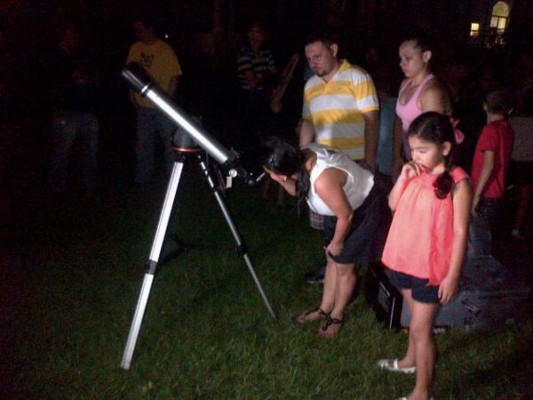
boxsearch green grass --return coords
[2,170,531,399]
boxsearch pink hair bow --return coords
[450,117,465,144]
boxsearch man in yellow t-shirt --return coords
[126,16,183,184]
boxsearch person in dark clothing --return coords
[48,25,100,197]
[235,22,278,175]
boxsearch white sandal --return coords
[377,358,416,374]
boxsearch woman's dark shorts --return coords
[323,181,390,264]
[388,269,440,304]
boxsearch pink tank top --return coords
[396,74,435,159]
[397,74,435,131]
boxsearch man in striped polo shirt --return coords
[300,32,379,284]
[299,33,379,168]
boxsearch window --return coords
[470,22,480,37]
[490,1,510,34]
[486,1,511,46]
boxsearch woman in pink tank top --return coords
[393,33,452,178]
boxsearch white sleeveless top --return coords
[306,144,374,216]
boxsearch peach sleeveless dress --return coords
[381,167,469,285]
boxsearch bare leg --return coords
[329,262,356,320]
[406,300,439,400]
[296,253,336,323]
[318,255,337,312]
[317,258,356,338]
[398,289,416,369]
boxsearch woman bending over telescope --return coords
[261,137,389,338]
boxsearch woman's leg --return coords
[317,260,356,338]
[407,299,439,400]
[318,255,337,312]
[329,261,356,320]
[296,253,336,322]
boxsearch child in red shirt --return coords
[468,89,515,257]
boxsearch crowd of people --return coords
[244,27,531,400]
[2,13,531,400]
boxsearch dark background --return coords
[1,0,532,214]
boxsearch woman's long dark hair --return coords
[261,136,310,209]
[408,112,457,199]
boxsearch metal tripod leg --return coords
[197,155,277,319]
[120,161,184,370]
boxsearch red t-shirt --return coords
[470,120,514,199]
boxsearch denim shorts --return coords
[388,269,440,304]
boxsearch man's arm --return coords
[299,119,315,147]
[362,110,379,170]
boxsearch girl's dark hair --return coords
[408,112,456,199]
[261,136,310,207]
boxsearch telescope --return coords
[120,63,276,370]
[121,62,246,179]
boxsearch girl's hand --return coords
[325,241,343,258]
[400,161,426,180]
[438,274,459,304]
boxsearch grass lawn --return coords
[1,165,531,400]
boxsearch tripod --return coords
[120,145,277,370]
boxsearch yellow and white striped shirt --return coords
[302,60,378,160]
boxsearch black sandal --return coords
[296,307,329,323]
[318,315,344,338]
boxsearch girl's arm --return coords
[314,168,351,257]
[471,150,495,216]
[388,161,421,211]
[439,178,472,304]
[388,173,407,211]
